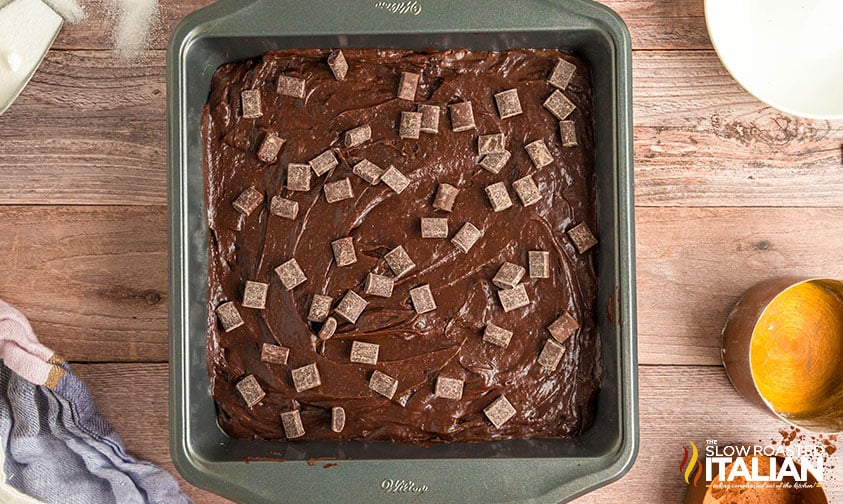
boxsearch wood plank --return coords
[71,363,843,504]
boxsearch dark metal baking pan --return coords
[167,1,637,502]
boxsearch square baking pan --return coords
[167,1,637,502]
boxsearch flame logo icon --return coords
[680,441,703,485]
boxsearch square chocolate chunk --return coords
[384,245,416,278]
[369,370,398,399]
[538,338,565,371]
[350,341,379,365]
[270,196,298,220]
[331,406,346,433]
[309,149,338,176]
[485,182,513,212]
[307,294,333,323]
[420,217,448,238]
[261,343,290,365]
[324,178,354,203]
[494,88,522,119]
[478,133,506,156]
[352,159,384,185]
[399,111,423,139]
[335,290,367,324]
[331,236,357,267]
[512,175,542,207]
[567,222,598,253]
[287,163,312,192]
[257,134,285,163]
[380,165,411,194]
[327,50,348,81]
[418,104,440,133]
[241,89,262,119]
[559,120,578,147]
[236,375,265,408]
[217,301,244,332]
[451,222,481,253]
[484,395,516,428]
[529,250,550,279]
[242,280,269,309]
[291,362,321,392]
[435,376,464,400]
[233,187,264,216]
[409,284,436,314]
[397,71,420,101]
[548,311,580,343]
[492,262,526,290]
[525,140,553,169]
[479,150,511,174]
[280,409,305,438]
[364,273,394,298]
[548,58,576,90]
[483,323,513,348]
[318,316,338,340]
[498,283,529,312]
[432,183,459,212]
[543,89,576,120]
[277,75,306,98]
[344,124,371,148]
[448,101,475,132]
[275,258,307,290]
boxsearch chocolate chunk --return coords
[270,196,298,220]
[448,101,475,132]
[451,222,481,253]
[335,290,367,324]
[485,182,513,212]
[492,262,526,289]
[324,178,354,203]
[567,222,598,253]
[331,406,346,433]
[420,217,448,238]
[548,311,580,343]
[257,134,285,163]
[484,395,516,428]
[352,159,384,185]
[418,104,440,133]
[399,111,423,139]
[434,376,464,400]
[397,71,420,101]
[543,89,576,120]
[380,165,411,194]
[233,187,264,216]
[291,362,321,392]
[409,284,436,314]
[528,250,550,279]
[548,58,576,90]
[277,75,306,98]
[309,149,338,176]
[331,236,357,267]
[384,245,416,278]
[327,50,348,81]
[559,120,578,147]
[512,175,542,206]
[275,258,307,290]
[494,88,522,119]
[236,375,265,408]
[350,341,379,365]
[364,272,394,298]
[241,89,262,119]
[369,370,398,399]
[483,323,513,348]
[242,280,269,309]
[538,338,565,371]
[307,294,333,323]
[525,140,553,169]
[344,124,371,148]
[498,283,529,312]
[432,183,459,212]
[261,343,290,365]
[216,301,244,332]
[280,409,305,439]
[478,133,506,156]
[287,163,312,192]
[479,150,511,174]
[318,316,338,340]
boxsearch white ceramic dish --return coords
[705,0,843,120]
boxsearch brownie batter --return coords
[204,48,600,443]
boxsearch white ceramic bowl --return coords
[705,0,843,120]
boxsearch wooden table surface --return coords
[1,1,841,502]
